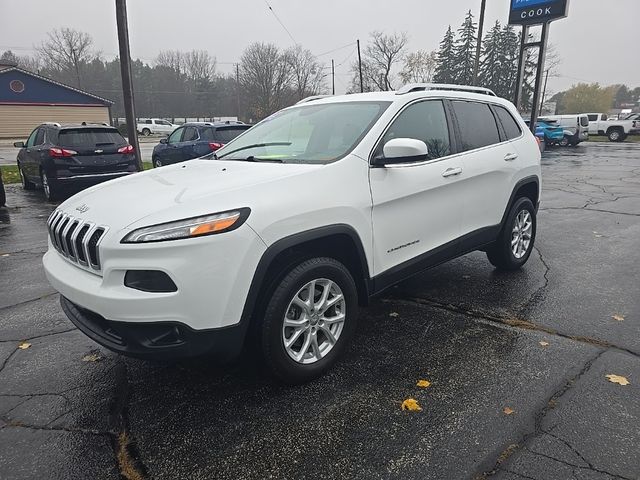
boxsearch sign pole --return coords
[513,25,529,112]
[529,21,549,133]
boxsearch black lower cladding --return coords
[60,296,245,361]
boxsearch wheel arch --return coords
[500,176,540,229]
[238,224,371,344]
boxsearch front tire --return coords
[259,257,358,384]
[19,165,36,190]
[487,197,537,271]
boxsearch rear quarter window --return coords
[452,101,501,151]
[58,129,126,147]
[494,106,522,140]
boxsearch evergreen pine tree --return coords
[479,21,502,94]
[433,26,456,84]
[497,24,520,100]
[452,10,477,85]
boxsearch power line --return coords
[315,42,356,58]
[262,0,297,45]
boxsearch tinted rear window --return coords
[212,126,251,143]
[59,128,125,147]
[494,106,522,140]
[452,101,500,151]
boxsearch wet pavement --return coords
[1,143,639,480]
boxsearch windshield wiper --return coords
[217,142,291,159]
[225,156,283,163]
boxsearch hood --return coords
[57,159,321,231]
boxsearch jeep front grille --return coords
[47,210,108,271]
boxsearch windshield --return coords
[215,101,390,164]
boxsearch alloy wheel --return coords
[511,210,532,259]
[282,278,346,365]
[41,172,50,199]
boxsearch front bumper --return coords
[60,296,245,360]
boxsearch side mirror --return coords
[159,138,168,144]
[374,138,428,166]
[13,141,25,148]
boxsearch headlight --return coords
[121,208,250,243]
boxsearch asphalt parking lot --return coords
[1,142,638,480]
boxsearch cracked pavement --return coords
[0,142,639,479]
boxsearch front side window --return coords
[168,128,184,144]
[374,100,451,160]
[494,106,522,141]
[601,114,608,121]
[26,129,38,147]
[215,101,390,164]
[157,120,171,126]
[452,101,500,152]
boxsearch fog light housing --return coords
[124,270,177,293]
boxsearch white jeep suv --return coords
[43,84,541,383]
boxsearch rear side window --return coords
[494,106,522,140]
[375,100,451,160]
[580,116,589,127]
[34,128,46,145]
[58,128,125,147]
[587,114,598,122]
[182,126,199,141]
[452,101,500,151]
[214,127,250,143]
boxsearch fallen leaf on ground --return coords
[82,354,101,362]
[539,341,549,347]
[612,314,625,322]
[18,341,31,350]
[416,380,431,388]
[401,398,422,411]
[503,407,515,415]
[389,312,399,318]
[606,374,630,386]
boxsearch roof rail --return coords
[40,122,61,127]
[396,83,496,97]
[296,94,332,105]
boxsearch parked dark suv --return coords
[15,123,138,201]
[151,122,251,168]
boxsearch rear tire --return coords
[41,171,58,202]
[142,128,151,136]
[19,165,36,190]
[152,157,162,168]
[259,257,358,384]
[607,128,624,142]
[487,197,536,271]
[559,135,570,147]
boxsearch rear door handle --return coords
[442,167,463,178]
[504,153,518,161]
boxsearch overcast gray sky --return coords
[1,0,638,96]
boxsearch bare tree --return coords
[183,50,217,82]
[363,31,409,91]
[36,28,96,88]
[400,50,438,84]
[285,46,325,101]
[240,42,294,120]
[155,50,184,73]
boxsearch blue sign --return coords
[509,0,569,25]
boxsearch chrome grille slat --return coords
[47,209,108,272]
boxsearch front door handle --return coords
[442,167,463,178]
[504,153,518,161]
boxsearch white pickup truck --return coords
[585,113,640,142]
[137,118,178,136]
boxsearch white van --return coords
[538,114,589,146]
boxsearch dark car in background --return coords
[14,123,138,201]
[151,122,251,167]
[0,168,6,207]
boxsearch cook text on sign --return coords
[509,0,570,25]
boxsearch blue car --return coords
[537,120,565,145]
[152,122,251,168]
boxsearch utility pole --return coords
[331,59,335,95]
[539,68,550,116]
[472,0,487,85]
[115,0,142,171]
[235,63,241,122]
[357,39,364,93]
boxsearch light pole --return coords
[472,0,487,86]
